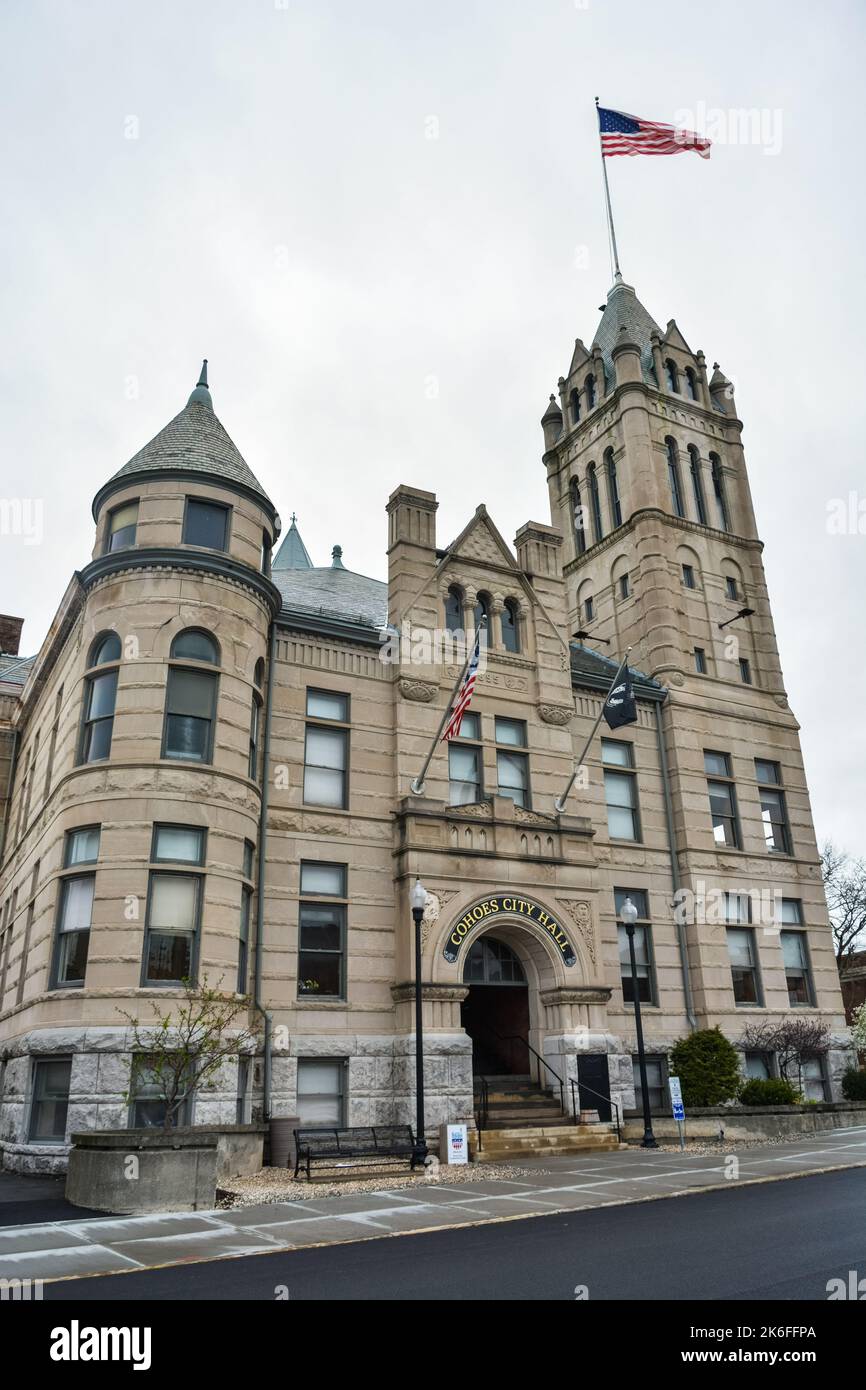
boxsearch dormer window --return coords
[105,501,138,554]
[183,498,229,551]
[665,360,680,393]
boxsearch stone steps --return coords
[470,1123,622,1160]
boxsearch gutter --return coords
[655,700,697,1029]
[254,620,278,1119]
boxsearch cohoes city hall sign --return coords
[443,895,577,966]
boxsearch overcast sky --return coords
[1,0,864,853]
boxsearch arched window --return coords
[688,446,707,525]
[585,374,596,410]
[501,599,520,654]
[170,629,220,664]
[605,448,622,528]
[665,359,680,393]
[587,463,604,543]
[164,629,220,763]
[570,388,581,425]
[463,935,526,985]
[474,592,491,638]
[666,438,685,518]
[572,480,587,555]
[78,633,121,764]
[710,453,730,531]
[254,658,265,689]
[685,368,698,401]
[445,586,464,633]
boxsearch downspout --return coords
[254,620,277,1119]
[655,699,697,1029]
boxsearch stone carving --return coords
[557,899,597,965]
[459,523,510,567]
[399,678,438,702]
[538,703,573,726]
[448,800,493,819]
[419,889,460,947]
[513,804,557,825]
[668,671,685,687]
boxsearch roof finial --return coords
[331,545,345,569]
[187,359,213,410]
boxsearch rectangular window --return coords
[64,826,100,866]
[755,759,791,854]
[298,862,347,999]
[724,891,751,925]
[303,690,349,808]
[183,498,229,550]
[781,931,814,1006]
[727,927,762,1005]
[619,574,630,601]
[705,750,741,848]
[779,898,802,925]
[53,874,94,987]
[143,873,200,984]
[249,696,262,779]
[243,839,255,880]
[739,657,752,684]
[449,742,482,806]
[106,500,138,553]
[615,889,655,1004]
[744,1051,772,1080]
[800,1057,827,1102]
[129,1054,193,1129]
[694,647,707,674]
[726,576,739,601]
[80,669,118,763]
[152,824,206,865]
[602,740,640,841]
[632,1056,665,1111]
[495,718,529,808]
[296,1058,345,1126]
[682,564,696,589]
[29,1057,72,1142]
[163,668,218,762]
[584,596,594,622]
[238,886,251,993]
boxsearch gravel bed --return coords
[219,1160,550,1207]
[647,1137,798,1155]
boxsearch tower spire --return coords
[187,358,213,409]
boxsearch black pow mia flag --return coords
[603,668,637,730]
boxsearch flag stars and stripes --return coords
[598,106,711,159]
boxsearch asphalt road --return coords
[44,1167,866,1301]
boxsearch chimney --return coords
[0,615,24,655]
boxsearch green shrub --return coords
[668,1028,742,1108]
[739,1077,800,1106]
[841,1067,866,1102]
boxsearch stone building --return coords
[0,284,850,1173]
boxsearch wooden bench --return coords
[292,1125,419,1180]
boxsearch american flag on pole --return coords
[598,106,711,160]
[441,629,482,742]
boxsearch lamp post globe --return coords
[410,878,428,1165]
[620,896,657,1149]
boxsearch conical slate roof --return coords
[92,364,275,519]
[591,276,663,389]
[273,515,313,570]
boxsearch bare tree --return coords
[821,841,866,964]
[118,977,262,1131]
[739,1018,832,1097]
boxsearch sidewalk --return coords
[2,1126,865,1285]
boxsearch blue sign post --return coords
[669,1076,686,1149]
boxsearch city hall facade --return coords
[0,277,850,1170]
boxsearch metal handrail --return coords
[472,1021,565,1117]
[473,1075,489,1149]
[570,1077,621,1142]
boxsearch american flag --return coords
[598,106,711,160]
[441,628,482,742]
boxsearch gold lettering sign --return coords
[444,896,577,966]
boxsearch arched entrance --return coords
[460,936,530,1075]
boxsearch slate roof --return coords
[94,378,274,517]
[273,518,313,570]
[0,653,35,689]
[591,277,663,389]
[274,565,388,633]
[570,642,665,698]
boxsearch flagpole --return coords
[410,618,487,795]
[554,646,632,814]
[595,96,622,279]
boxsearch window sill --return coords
[296,998,348,1009]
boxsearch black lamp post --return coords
[620,896,657,1149]
[410,877,429,1165]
